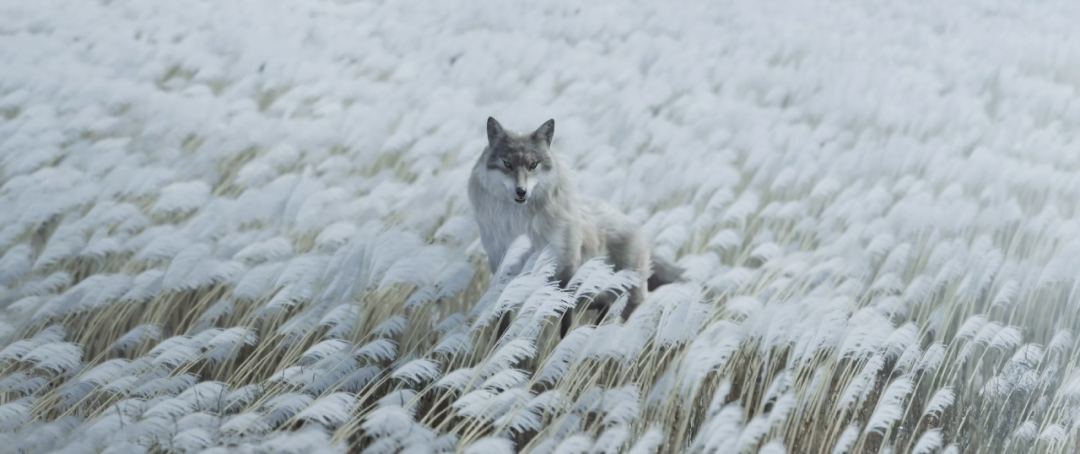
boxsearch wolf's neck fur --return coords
[529,160,575,212]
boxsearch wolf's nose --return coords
[515,188,526,198]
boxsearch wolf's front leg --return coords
[554,235,583,338]
[606,225,651,321]
[558,268,579,338]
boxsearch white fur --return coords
[468,119,661,333]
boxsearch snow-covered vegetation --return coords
[2,0,1080,453]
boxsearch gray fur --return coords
[469,117,680,336]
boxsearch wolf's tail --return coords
[647,255,685,291]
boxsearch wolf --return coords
[468,117,683,336]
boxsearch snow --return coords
[2,0,1080,452]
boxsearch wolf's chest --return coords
[474,198,533,240]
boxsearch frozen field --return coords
[2,0,1080,452]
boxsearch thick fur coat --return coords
[468,117,679,335]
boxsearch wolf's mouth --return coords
[514,197,527,204]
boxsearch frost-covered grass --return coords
[2,0,1080,453]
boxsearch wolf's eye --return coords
[529,162,539,170]
[503,160,512,169]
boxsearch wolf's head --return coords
[483,117,556,204]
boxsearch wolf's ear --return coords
[487,117,507,146]
[532,119,555,147]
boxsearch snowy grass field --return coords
[2,0,1080,453]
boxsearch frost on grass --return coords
[2,0,1080,453]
